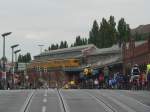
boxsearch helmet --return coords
[133,64,138,67]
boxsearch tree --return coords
[59,41,68,49]
[117,18,131,47]
[26,52,31,62]
[64,41,68,48]
[71,36,88,47]
[88,17,116,48]
[82,38,88,45]
[74,36,82,46]
[50,44,59,50]
[48,46,51,51]
[99,18,112,48]
[108,16,117,44]
[88,20,99,47]
[18,54,23,62]
[18,53,31,63]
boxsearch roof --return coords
[38,44,96,56]
[92,55,122,68]
[90,45,121,56]
[34,44,122,61]
[125,40,147,49]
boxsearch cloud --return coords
[0,0,149,60]
[25,34,40,40]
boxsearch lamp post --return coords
[13,50,21,88]
[1,32,12,89]
[1,32,12,72]
[14,50,21,63]
[14,49,21,75]
[11,44,19,89]
[38,45,44,54]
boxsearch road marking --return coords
[44,90,47,97]
[42,106,46,112]
[43,98,47,103]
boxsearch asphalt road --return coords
[0,89,150,112]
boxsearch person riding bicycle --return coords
[130,64,140,83]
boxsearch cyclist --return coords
[130,64,140,89]
[130,64,140,82]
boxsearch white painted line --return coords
[44,90,47,97]
[43,98,47,103]
[42,106,46,112]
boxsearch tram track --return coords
[20,90,35,112]
[56,89,70,112]
[85,91,117,112]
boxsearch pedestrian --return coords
[94,79,99,89]
[139,71,146,90]
[99,72,104,89]
[104,66,109,88]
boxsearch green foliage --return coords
[18,52,31,63]
[49,44,59,50]
[88,20,99,46]
[48,41,68,50]
[88,16,117,48]
[99,18,114,48]
[117,18,131,46]
[72,36,88,47]
[108,16,117,44]
[47,16,147,51]
[60,41,68,49]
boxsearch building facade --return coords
[28,44,122,88]
[123,38,150,74]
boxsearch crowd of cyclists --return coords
[80,64,150,90]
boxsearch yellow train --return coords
[28,59,80,70]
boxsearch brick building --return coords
[123,37,150,74]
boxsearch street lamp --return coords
[1,32,12,72]
[14,49,21,62]
[11,44,19,89]
[13,49,21,89]
[11,44,19,63]
[1,32,12,89]
[38,45,44,54]
[14,49,21,75]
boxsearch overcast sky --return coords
[0,0,149,60]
